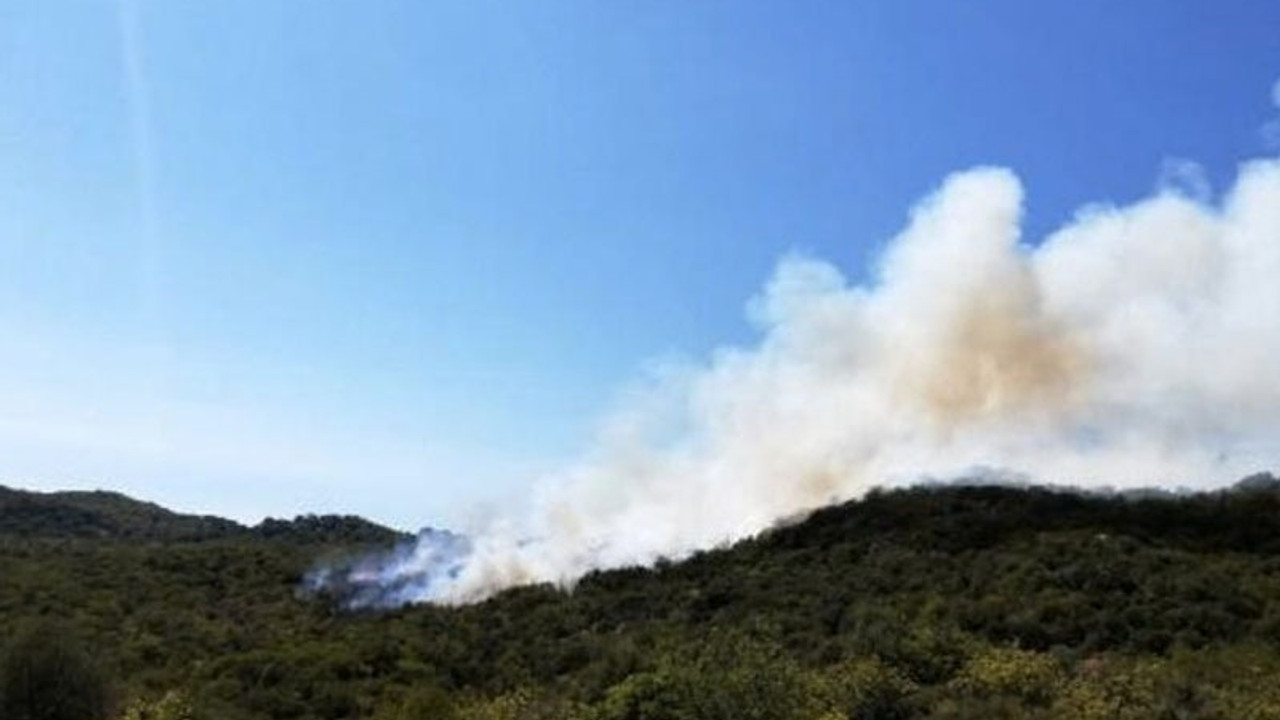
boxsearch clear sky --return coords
[2,1,1278,529]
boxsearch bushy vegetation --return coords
[4,477,1280,719]
[0,620,114,720]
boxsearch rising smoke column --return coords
[314,158,1280,607]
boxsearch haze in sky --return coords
[1,1,1279,529]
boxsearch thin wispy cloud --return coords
[1156,158,1211,203]
[117,0,164,321]
[1262,77,1280,150]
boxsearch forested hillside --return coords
[4,478,1280,720]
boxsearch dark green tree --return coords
[0,621,113,720]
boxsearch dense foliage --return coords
[4,477,1280,719]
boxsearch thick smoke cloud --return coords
[313,158,1280,607]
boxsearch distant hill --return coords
[0,484,406,544]
[254,513,410,545]
[0,485,241,540]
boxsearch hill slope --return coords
[0,485,241,540]
[0,484,405,544]
[4,478,1280,720]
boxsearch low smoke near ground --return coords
[310,155,1280,608]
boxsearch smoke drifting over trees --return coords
[321,158,1280,606]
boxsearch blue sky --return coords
[2,1,1278,529]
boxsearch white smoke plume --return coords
[313,156,1280,607]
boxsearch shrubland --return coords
[4,478,1280,719]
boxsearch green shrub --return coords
[0,621,114,720]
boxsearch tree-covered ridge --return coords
[3,477,1280,719]
[0,486,239,541]
[0,485,407,544]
